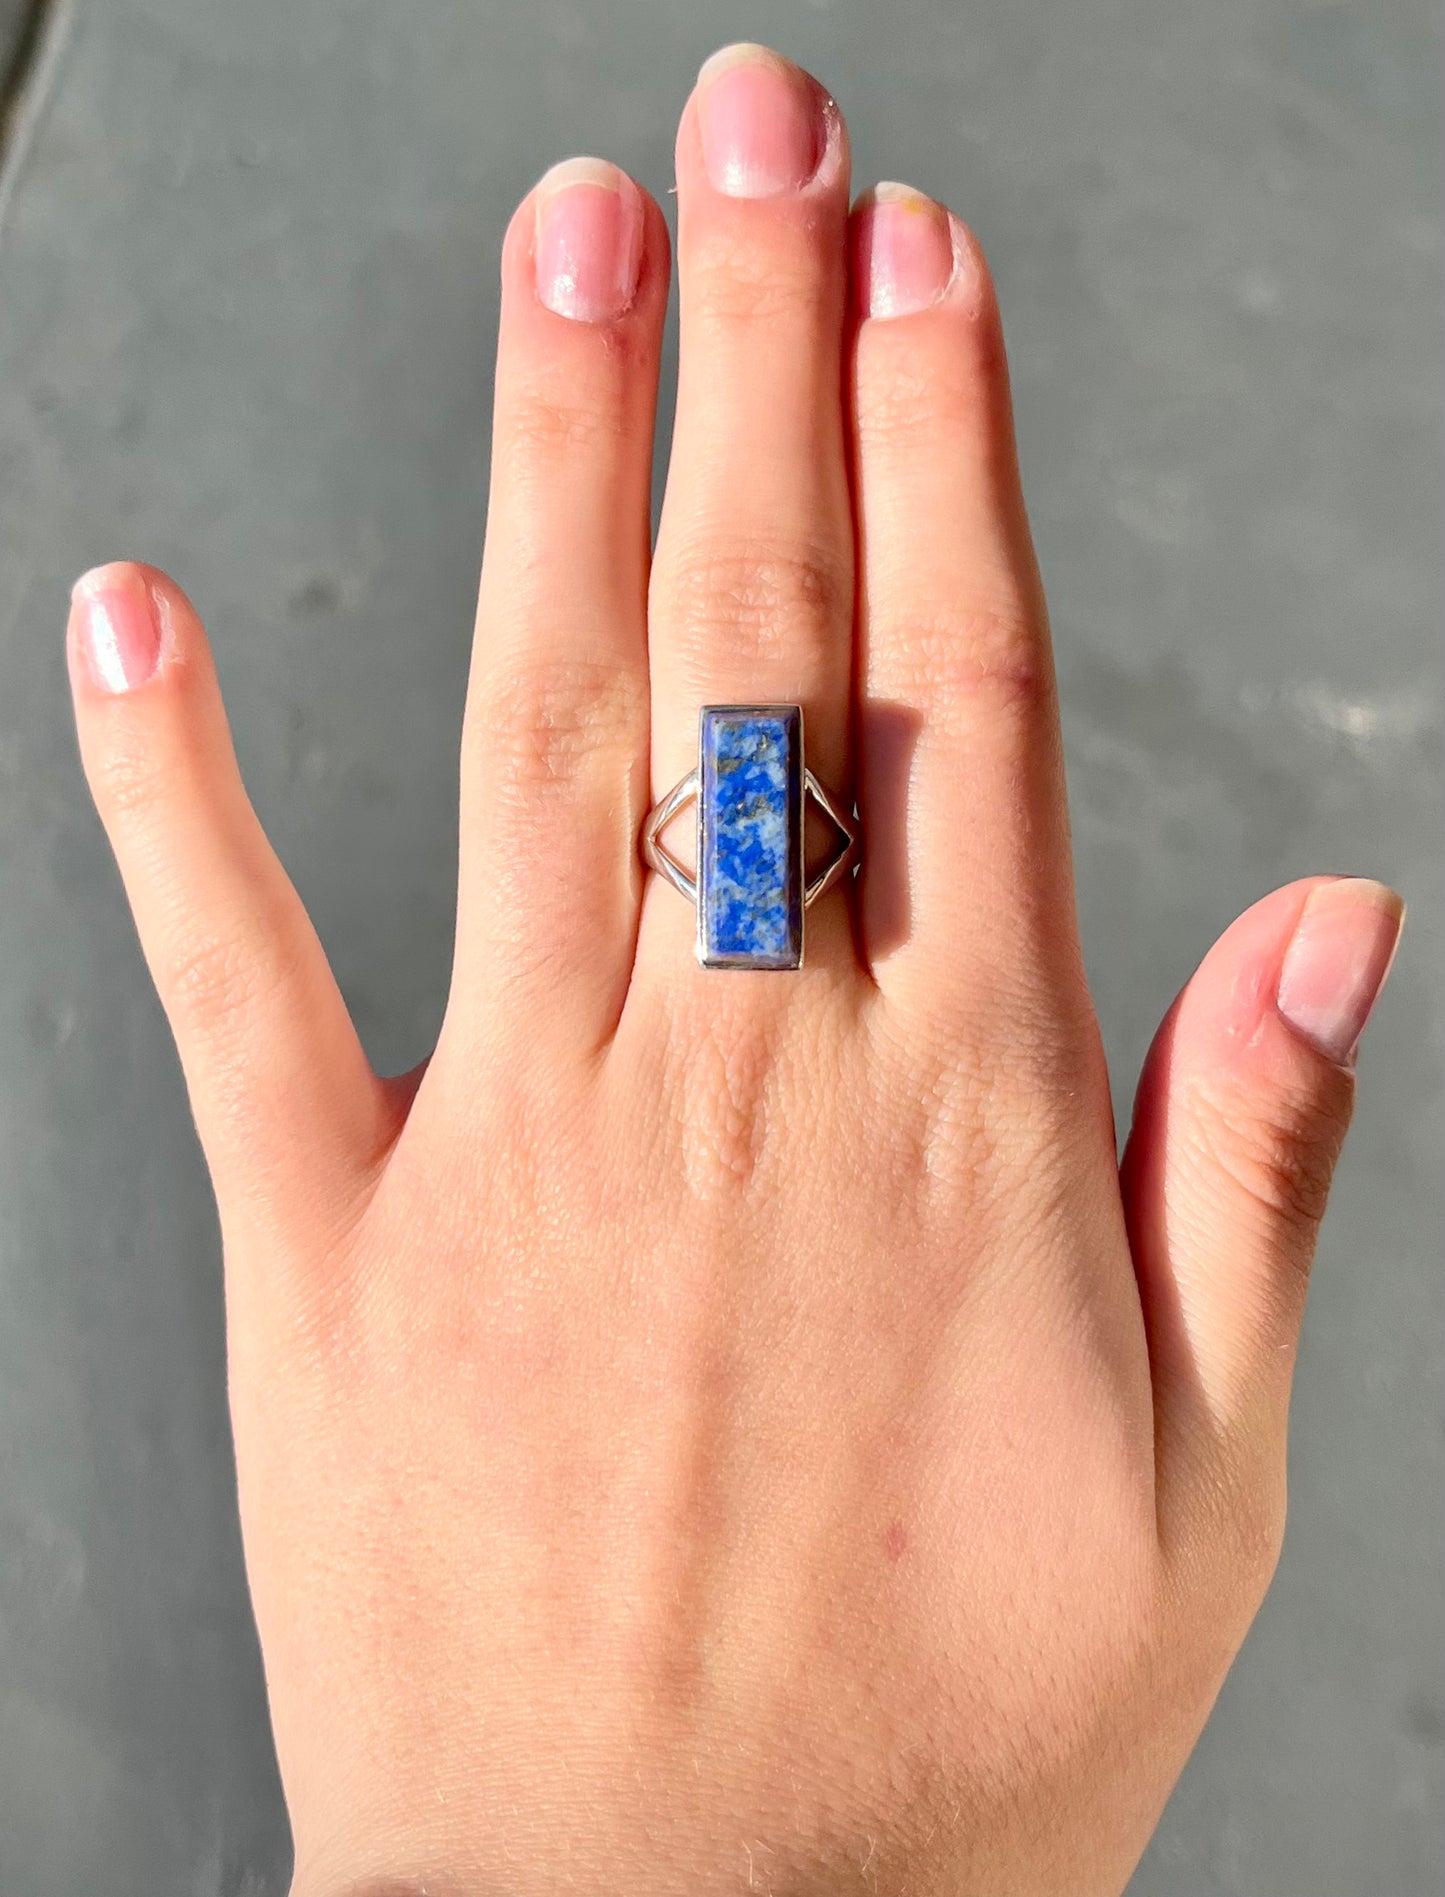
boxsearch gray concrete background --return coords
[0,1,1439,1891]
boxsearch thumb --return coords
[1121,877,1405,1549]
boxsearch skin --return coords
[64,45,1403,1897]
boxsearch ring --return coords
[641,705,859,971]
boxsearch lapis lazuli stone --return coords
[698,705,803,970]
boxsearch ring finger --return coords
[451,159,669,1059]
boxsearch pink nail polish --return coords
[696,44,824,198]
[70,565,163,693]
[533,157,644,323]
[855,182,955,318]
[1276,879,1406,1065]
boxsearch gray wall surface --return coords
[1,1,1440,1892]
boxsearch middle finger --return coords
[642,45,855,975]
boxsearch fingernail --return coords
[533,157,644,322]
[1276,879,1406,1065]
[855,182,955,318]
[69,564,163,693]
[696,43,825,198]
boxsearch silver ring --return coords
[641,704,859,971]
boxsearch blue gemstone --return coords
[698,706,803,970]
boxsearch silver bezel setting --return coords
[640,704,860,970]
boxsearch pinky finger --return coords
[67,562,393,1246]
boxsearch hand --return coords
[66,43,1403,1897]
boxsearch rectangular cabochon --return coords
[698,706,803,970]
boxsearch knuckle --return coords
[856,343,997,459]
[879,596,1051,727]
[912,1034,1096,1219]
[656,535,849,676]
[688,226,831,327]
[678,1016,777,1199]
[655,1000,857,1206]
[161,926,273,1043]
[855,366,947,459]
[500,376,633,466]
[855,283,1007,456]
[469,656,644,800]
[90,733,175,828]
[1187,1072,1352,1245]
